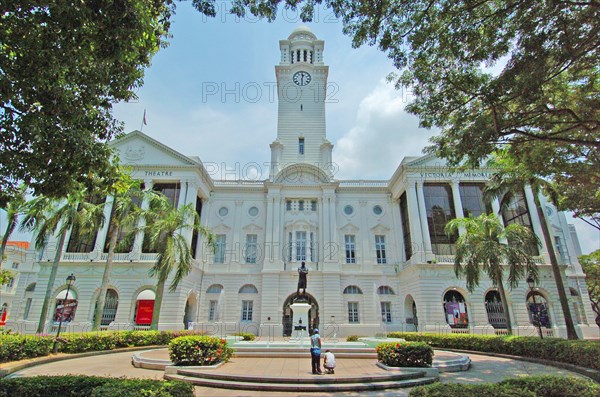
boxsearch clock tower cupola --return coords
[270,27,333,180]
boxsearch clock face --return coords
[293,71,311,86]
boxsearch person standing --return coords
[310,328,322,374]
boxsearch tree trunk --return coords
[92,223,119,331]
[495,266,513,335]
[0,218,15,269]
[36,228,67,334]
[151,277,166,330]
[534,195,579,339]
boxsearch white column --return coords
[406,181,424,261]
[326,192,337,264]
[491,198,508,244]
[523,185,550,259]
[389,195,404,263]
[450,181,465,236]
[232,200,243,263]
[321,192,331,262]
[263,192,277,270]
[416,181,433,256]
[318,197,325,263]
[131,179,154,258]
[94,196,114,258]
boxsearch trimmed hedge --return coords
[169,335,234,366]
[0,376,194,397]
[388,332,600,371]
[0,330,205,363]
[409,376,600,397]
[232,332,255,341]
[376,342,433,368]
[346,335,361,342]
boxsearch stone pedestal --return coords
[290,301,311,339]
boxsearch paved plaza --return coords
[8,349,590,396]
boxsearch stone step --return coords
[234,351,377,358]
[165,373,438,392]
[175,369,425,384]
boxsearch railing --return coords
[494,329,510,336]
[140,253,159,261]
[99,252,134,262]
[62,253,93,261]
[338,180,389,187]
[450,328,471,334]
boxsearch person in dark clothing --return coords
[310,328,323,374]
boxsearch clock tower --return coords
[270,27,333,180]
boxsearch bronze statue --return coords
[297,261,308,296]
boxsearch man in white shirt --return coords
[323,349,336,374]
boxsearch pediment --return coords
[111,130,199,167]
[275,164,330,185]
[403,154,449,169]
[370,223,390,234]
[340,222,359,234]
[212,222,232,233]
[284,219,318,230]
[242,223,263,233]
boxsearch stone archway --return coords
[282,293,319,337]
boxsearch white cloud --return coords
[333,80,437,179]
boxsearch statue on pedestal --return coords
[296,261,309,300]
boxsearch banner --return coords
[136,299,154,325]
[53,299,78,323]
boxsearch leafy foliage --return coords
[387,332,600,373]
[0,0,173,207]
[232,332,256,341]
[0,269,14,286]
[409,382,537,397]
[0,376,194,397]
[0,185,27,270]
[579,250,600,328]
[499,376,600,397]
[168,335,233,366]
[376,341,433,368]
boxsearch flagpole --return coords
[141,109,147,131]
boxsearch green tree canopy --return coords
[579,250,600,328]
[0,0,173,207]
[191,0,599,222]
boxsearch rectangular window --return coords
[381,302,392,323]
[298,200,304,211]
[208,300,217,321]
[501,191,539,256]
[555,236,567,264]
[296,231,307,261]
[191,196,203,259]
[215,234,226,263]
[143,183,180,253]
[11,262,19,269]
[459,183,489,218]
[399,193,412,260]
[68,194,106,253]
[245,234,257,263]
[242,300,253,321]
[345,235,356,264]
[23,298,33,320]
[286,200,292,211]
[311,200,317,211]
[299,138,305,155]
[348,302,359,323]
[309,232,315,262]
[375,235,387,264]
[6,278,14,288]
[288,232,293,262]
[424,183,457,255]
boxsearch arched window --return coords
[206,284,224,294]
[238,284,258,294]
[443,290,468,328]
[100,289,119,326]
[377,286,395,295]
[25,283,36,292]
[527,291,552,328]
[343,285,363,294]
[484,290,507,329]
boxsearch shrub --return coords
[0,376,194,397]
[499,376,600,397]
[409,383,537,397]
[346,335,361,342]
[376,341,433,368]
[0,335,53,362]
[232,332,255,341]
[169,335,234,366]
[387,332,600,371]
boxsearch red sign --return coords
[53,299,78,323]
[136,300,155,325]
[0,309,7,326]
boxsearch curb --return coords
[0,345,165,378]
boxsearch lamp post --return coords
[526,276,543,339]
[53,273,76,353]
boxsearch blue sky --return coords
[2,2,598,254]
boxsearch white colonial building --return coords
[5,27,597,339]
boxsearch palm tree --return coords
[92,175,144,331]
[446,214,539,335]
[0,185,27,269]
[21,190,105,333]
[142,194,212,330]
[486,152,579,339]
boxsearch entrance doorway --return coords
[282,293,319,336]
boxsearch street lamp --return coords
[53,273,76,353]
[526,276,543,339]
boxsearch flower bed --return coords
[387,332,600,372]
[0,375,194,397]
[376,341,433,368]
[168,335,234,366]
